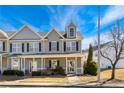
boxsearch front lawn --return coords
[79,69,124,82]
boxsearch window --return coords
[29,42,33,52]
[66,41,76,51]
[51,60,57,69]
[51,41,57,51]
[12,43,22,53]
[72,42,76,51]
[29,42,39,53]
[70,28,75,37]
[0,41,3,51]
[66,42,71,51]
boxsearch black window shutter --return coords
[39,42,41,52]
[64,42,66,51]
[76,42,79,51]
[3,42,5,51]
[49,42,51,51]
[10,43,12,52]
[57,60,60,67]
[49,60,51,68]
[22,43,24,52]
[57,41,59,51]
[27,43,29,52]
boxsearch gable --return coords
[44,29,64,40]
[0,30,8,39]
[10,25,41,40]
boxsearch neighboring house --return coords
[0,21,84,75]
[83,42,124,69]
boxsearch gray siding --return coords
[11,26,41,40]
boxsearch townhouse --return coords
[0,21,83,75]
[83,42,124,69]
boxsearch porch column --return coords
[20,58,22,71]
[11,57,13,70]
[24,58,25,74]
[75,57,77,74]
[33,57,35,71]
[41,58,43,70]
[81,57,83,74]
[44,58,45,69]
[66,57,67,74]
[0,56,2,74]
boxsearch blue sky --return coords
[0,5,124,49]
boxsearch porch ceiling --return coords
[0,52,8,57]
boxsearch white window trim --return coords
[69,28,75,37]
[51,41,57,52]
[29,42,39,53]
[66,41,76,51]
[68,27,75,38]
[12,42,22,53]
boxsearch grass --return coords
[19,76,69,83]
[79,69,124,82]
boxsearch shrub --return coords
[40,70,48,76]
[3,70,24,76]
[84,61,88,74]
[53,66,65,75]
[31,67,65,76]
[32,69,53,76]
[84,61,98,76]
[32,71,41,76]
[15,70,24,76]
[46,69,53,75]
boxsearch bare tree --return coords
[100,21,124,80]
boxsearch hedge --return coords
[3,70,24,76]
[32,66,65,76]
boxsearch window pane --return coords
[70,28,74,37]
[51,41,57,51]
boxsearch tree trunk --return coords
[111,65,115,80]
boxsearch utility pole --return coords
[98,5,101,81]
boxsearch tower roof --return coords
[68,20,76,27]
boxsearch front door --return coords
[32,61,37,71]
[67,60,75,74]
[29,61,32,73]
[29,61,37,73]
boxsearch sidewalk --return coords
[0,76,82,87]
[0,78,124,87]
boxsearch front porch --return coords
[0,53,83,75]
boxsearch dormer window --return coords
[67,21,76,38]
[70,28,75,37]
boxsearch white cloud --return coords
[18,18,40,32]
[101,6,124,26]
[82,36,96,50]
[0,18,17,31]
[82,32,111,50]
[47,6,85,31]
